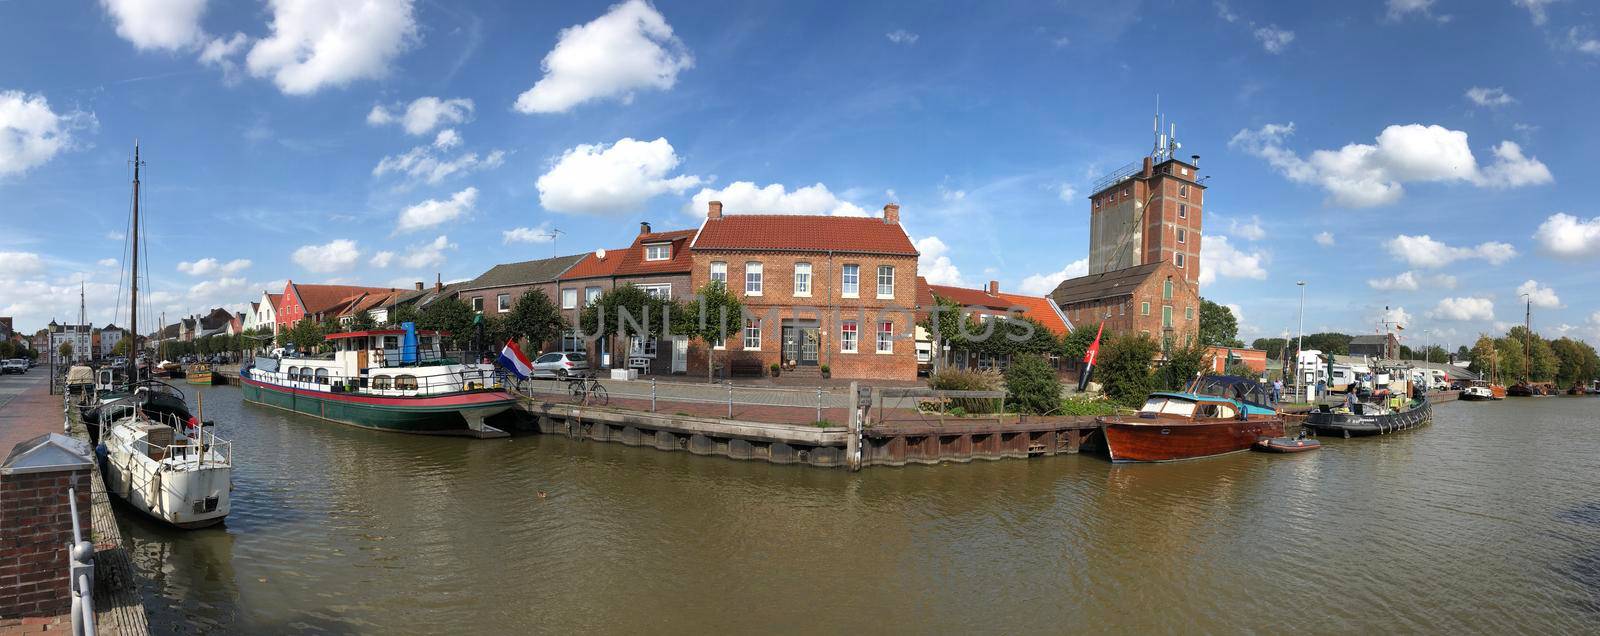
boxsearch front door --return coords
[799,327,819,365]
[671,337,688,373]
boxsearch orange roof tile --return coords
[691,215,918,256]
[615,229,696,276]
[559,248,628,280]
[292,283,401,316]
[927,284,1072,336]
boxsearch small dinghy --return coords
[1254,436,1321,453]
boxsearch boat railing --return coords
[129,410,232,470]
[248,364,505,397]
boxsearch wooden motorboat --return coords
[1098,389,1284,463]
[1254,436,1321,453]
[186,363,217,385]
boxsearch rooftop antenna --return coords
[543,227,565,258]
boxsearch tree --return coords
[579,284,676,368]
[503,289,565,353]
[57,341,73,361]
[349,311,377,331]
[1197,298,1239,348]
[0,341,13,359]
[1252,337,1288,360]
[112,338,131,356]
[1154,337,1211,391]
[419,297,476,350]
[1004,354,1062,414]
[388,303,421,327]
[1097,333,1159,408]
[682,281,744,382]
[1061,323,1101,362]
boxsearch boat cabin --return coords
[1139,394,1244,420]
[250,325,500,397]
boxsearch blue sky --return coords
[2,0,1599,350]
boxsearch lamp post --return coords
[1296,281,1307,401]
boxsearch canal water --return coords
[121,385,1599,634]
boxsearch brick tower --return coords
[1086,113,1205,284]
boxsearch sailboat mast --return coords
[1523,295,1531,382]
[128,143,140,384]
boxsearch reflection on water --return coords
[126,387,1600,633]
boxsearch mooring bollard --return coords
[650,378,657,412]
[727,383,734,418]
[816,387,823,424]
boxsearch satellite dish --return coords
[596,248,607,259]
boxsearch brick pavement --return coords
[0,375,63,454]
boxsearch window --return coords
[629,337,658,357]
[561,288,577,309]
[1175,253,1185,268]
[841,321,858,353]
[561,333,584,352]
[710,261,727,284]
[1163,279,1173,300]
[877,265,894,298]
[745,262,763,295]
[498,293,512,312]
[644,243,670,261]
[1119,302,1126,316]
[877,321,893,354]
[1185,306,1195,321]
[713,333,725,350]
[1141,302,1150,316]
[315,368,330,385]
[1179,204,1188,219]
[1179,184,1190,198]
[1162,306,1173,329]
[794,262,812,296]
[535,353,561,364]
[585,287,602,304]
[842,264,859,297]
[744,319,761,350]
[371,376,392,390]
[640,284,671,300]
[1177,227,1186,244]
[395,375,418,391]
[471,297,484,312]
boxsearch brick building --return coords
[1050,260,1200,349]
[1206,346,1268,375]
[275,282,405,331]
[1086,123,1205,284]
[554,222,696,374]
[923,280,1073,372]
[686,202,920,381]
[455,254,586,318]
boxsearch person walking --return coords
[1271,378,1283,405]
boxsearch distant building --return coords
[99,324,126,357]
[455,254,586,318]
[1050,261,1200,350]
[275,282,405,331]
[922,279,1072,373]
[0,316,12,342]
[1349,334,1400,360]
[47,320,93,364]
[1086,118,1204,285]
[1206,346,1267,375]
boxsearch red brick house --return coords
[455,254,586,318]
[686,202,920,381]
[275,282,403,331]
[555,222,696,374]
[1049,260,1200,353]
[924,280,1073,372]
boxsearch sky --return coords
[3,0,1600,351]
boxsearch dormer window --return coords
[645,243,671,261]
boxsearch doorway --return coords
[781,321,820,366]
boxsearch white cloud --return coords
[1465,86,1514,107]
[1198,235,1268,286]
[1385,234,1516,268]
[1570,27,1600,55]
[1515,0,1554,25]
[186,276,250,302]
[1429,297,1495,321]
[246,0,418,95]
[1386,0,1434,19]
[1314,231,1335,246]
[537,137,701,215]
[1018,258,1088,296]
[0,91,96,178]
[400,235,455,269]
[886,29,919,45]
[503,224,556,244]
[97,258,118,267]
[1214,1,1240,22]
[176,257,250,276]
[397,187,477,234]
[100,0,209,51]
[1253,25,1294,54]
[1057,184,1078,202]
[373,144,505,186]
[1533,213,1600,258]
[292,239,361,273]
[684,181,868,217]
[1228,215,1266,241]
[198,32,250,83]
[0,251,45,278]
[367,96,474,136]
[433,129,461,150]
[914,236,964,286]
[369,251,395,268]
[1231,123,1552,207]
[1516,279,1562,308]
[513,0,693,114]
[939,185,966,202]
[1368,271,1420,291]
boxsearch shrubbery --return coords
[928,368,1003,414]
[1003,354,1062,414]
[1097,334,1160,408]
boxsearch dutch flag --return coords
[497,339,534,380]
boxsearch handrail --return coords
[67,488,95,636]
[246,363,504,397]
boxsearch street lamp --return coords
[1296,281,1307,401]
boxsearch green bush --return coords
[1098,334,1159,408]
[1057,395,1120,417]
[1003,354,1063,415]
[1154,337,1209,391]
[928,368,1002,413]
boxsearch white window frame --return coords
[794,262,812,297]
[876,265,894,299]
[644,243,671,261]
[841,264,859,298]
[640,284,672,300]
[561,288,577,309]
[745,262,763,296]
[743,319,761,350]
[876,320,894,354]
[1179,203,1188,219]
[840,320,858,353]
[1175,253,1185,269]
[471,297,484,312]
[1177,227,1186,244]
[630,335,658,358]
[710,261,727,285]
[496,293,511,313]
[585,286,602,304]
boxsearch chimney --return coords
[707,200,723,219]
[1142,156,1153,177]
[1191,154,1201,168]
[883,203,900,224]
[415,281,424,291]
[434,273,442,294]
[987,280,999,295]
[640,221,652,235]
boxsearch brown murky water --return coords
[121,385,1600,634]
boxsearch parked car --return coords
[1,359,27,374]
[531,351,589,378]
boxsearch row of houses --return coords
[23,321,129,364]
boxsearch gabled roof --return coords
[339,290,407,317]
[914,277,934,311]
[198,307,234,330]
[691,214,918,256]
[457,254,586,292]
[560,248,628,281]
[928,284,1072,336]
[1049,262,1165,306]
[615,229,695,276]
[265,293,283,309]
[290,283,400,316]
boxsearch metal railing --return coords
[101,408,233,470]
[512,376,841,424]
[245,364,503,397]
[867,387,1008,427]
[67,487,95,636]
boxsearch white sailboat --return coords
[101,143,233,529]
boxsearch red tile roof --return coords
[559,248,628,280]
[927,284,1072,336]
[266,293,283,310]
[292,283,401,316]
[692,215,918,256]
[614,229,696,276]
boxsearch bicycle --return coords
[565,373,608,406]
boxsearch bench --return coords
[729,358,765,377]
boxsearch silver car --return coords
[531,351,588,378]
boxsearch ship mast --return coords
[1521,293,1531,384]
[128,143,141,384]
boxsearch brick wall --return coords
[1057,261,1200,351]
[0,469,91,618]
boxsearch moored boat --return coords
[1254,436,1321,453]
[1098,378,1284,462]
[240,325,514,438]
[99,395,232,528]
[1460,383,1495,401]
[186,363,217,385]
